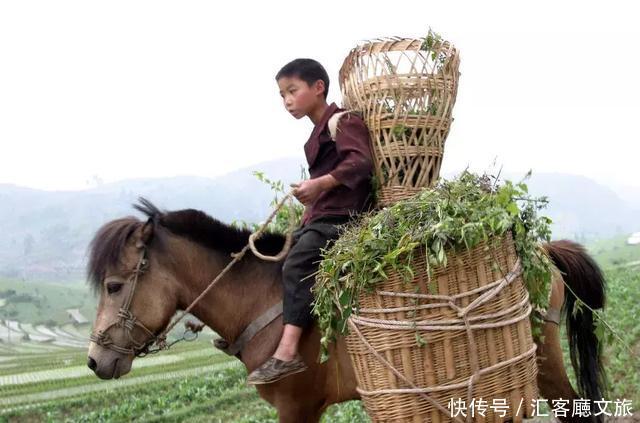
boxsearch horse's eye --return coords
[106,282,123,295]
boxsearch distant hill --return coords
[1,160,638,282]
[608,183,640,210]
[0,157,305,282]
[498,171,640,241]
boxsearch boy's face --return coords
[277,76,325,120]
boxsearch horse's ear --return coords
[134,219,154,249]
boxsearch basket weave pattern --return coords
[339,37,461,206]
[345,234,538,422]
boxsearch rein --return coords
[90,192,296,357]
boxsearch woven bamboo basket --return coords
[345,232,539,422]
[339,35,461,206]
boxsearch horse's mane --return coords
[87,198,287,290]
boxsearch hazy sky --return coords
[0,0,638,191]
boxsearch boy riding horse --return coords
[247,58,374,384]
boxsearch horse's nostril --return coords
[87,357,98,371]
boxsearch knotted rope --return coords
[348,258,536,422]
[154,191,297,346]
[247,194,296,261]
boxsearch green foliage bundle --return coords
[312,171,554,362]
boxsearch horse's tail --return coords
[543,240,608,409]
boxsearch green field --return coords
[0,236,637,422]
[0,279,95,326]
[0,276,368,422]
[0,339,368,423]
[587,235,640,270]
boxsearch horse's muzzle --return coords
[87,350,132,380]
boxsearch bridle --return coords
[89,246,167,357]
[89,194,295,358]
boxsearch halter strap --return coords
[90,248,158,356]
[214,300,283,356]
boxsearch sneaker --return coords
[246,354,308,385]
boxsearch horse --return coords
[86,199,607,423]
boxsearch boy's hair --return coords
[275,58,329,100]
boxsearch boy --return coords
[247,58,374,385]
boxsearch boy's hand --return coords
[290,179,325,205]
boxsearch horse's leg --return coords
[536,320,580,422]
[276,402,323,423]
[308,407,328,423]
[536,275,580,408]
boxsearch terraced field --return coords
[0,338,366,422]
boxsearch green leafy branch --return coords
[312,171,555,362]
[564,278,633,355]
[230,168,306,234]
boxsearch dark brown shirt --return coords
[302,102,374,226]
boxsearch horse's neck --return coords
[172,238,283,350]
[167,237,360,400]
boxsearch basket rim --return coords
[348,36,457,54]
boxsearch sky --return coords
[0,0,638,191]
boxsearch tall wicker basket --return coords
[345,233,539,422]
[339,35,460,207]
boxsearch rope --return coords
[247,194,296,261]
[350,303,532,331]
[355,345,537,396]
[349,259,530,422]
[156,191,297,343]
[348,319,465,423]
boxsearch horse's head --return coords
[86,201,179,379]
[86,198,288,379]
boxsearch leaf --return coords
[594,319,606,344]
[338,291,351,307]
[415,332,427,347]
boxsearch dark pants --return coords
[282,216,350,329]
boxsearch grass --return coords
[0,342,237,412]
[0,343,223,398]
[0,279,95,326]
[596,266,640,401]
[587,235,640,269]
[0,335,372,423]
[1,361,371,423]
[582,236,640,403]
